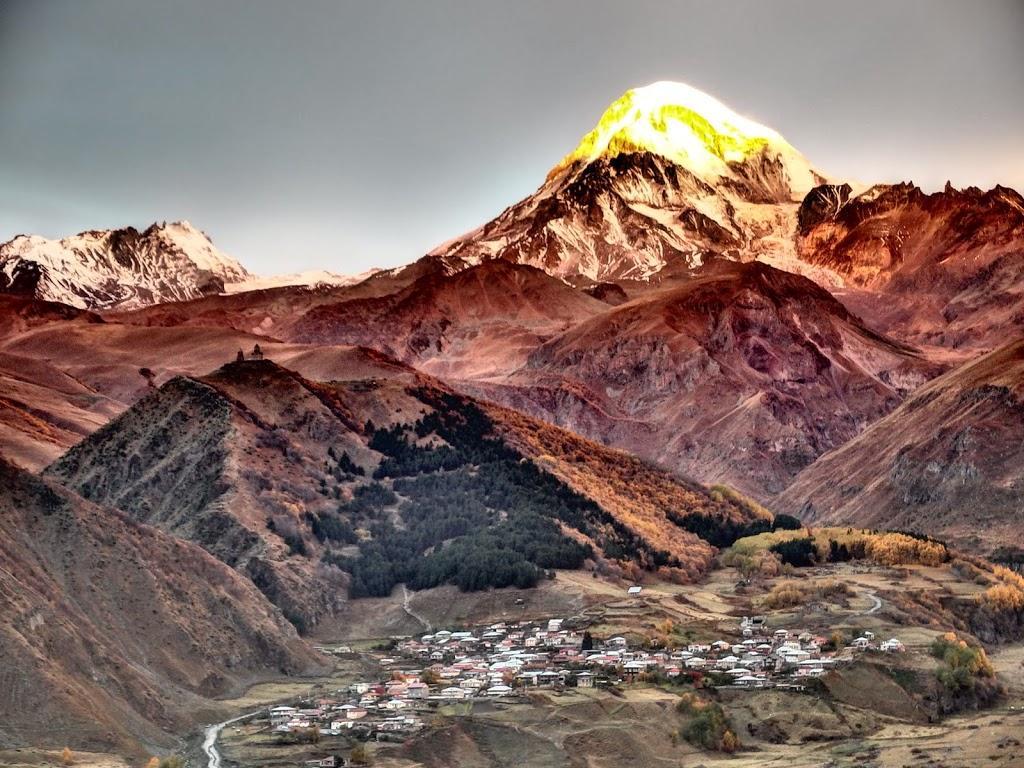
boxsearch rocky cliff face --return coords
[0,220,248,309]
[795,182,1024,351]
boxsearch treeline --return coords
[991,547,1024,572]
[768,531,949,568]
[366,390,517,478]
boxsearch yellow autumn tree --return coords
[981,583,1024,612]
[60,747,74,766]
[350,743,371,765]
[721,729,740,753]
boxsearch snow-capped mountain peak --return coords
[429,81,829,282]
[0,221,249,309]
[552,81,820,198]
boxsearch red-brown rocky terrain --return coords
[465,260,936,497]
[796,182,1024,353]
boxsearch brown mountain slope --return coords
[796,182,1024,353]
[0,458,319,756]
[0,294,102,337]
[288,260,607,378]
[465,261,936,498]
[0,350,121,470]
[0,297,120,469]
[101,253,459,338]
[775,339,1024,553]
[45,358,769,624]
[44,361,370,631]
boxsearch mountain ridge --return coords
[0,220,248,309]
[45,356,772,623]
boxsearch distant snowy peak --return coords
[0,220,249,309]
[552,81,823,200]
[224,267,382,294]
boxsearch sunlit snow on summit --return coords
[552,81,820,195]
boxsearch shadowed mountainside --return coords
[776,339,1024,553]
[0,458,320,756]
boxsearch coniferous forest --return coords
[325,390,676,596]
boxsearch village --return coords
[260,608,906,765]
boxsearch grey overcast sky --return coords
[1,1,1022,274]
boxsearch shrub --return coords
[283,531,307,556]
[676,693,738,752]
[762,579,850,610]
[980,583,1024,612]
[763,581,806,609]
[350,743,371,765]
[772,513,803,531]
[930,632,994,693]
[818,579,852,598]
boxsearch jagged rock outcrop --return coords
[795,182,1024,351]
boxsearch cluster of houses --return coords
[267,693,423,739]
[668,617,907,689]
[263,616,906,744]
[393,617,905,693]
[392,619,598,695]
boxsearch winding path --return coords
[861,589,883,615]
[402,584,432,632]
[202,711,257,768]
